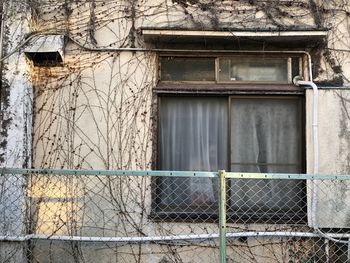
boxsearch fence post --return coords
[219,170,227,263]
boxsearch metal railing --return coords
[1,168,350,262]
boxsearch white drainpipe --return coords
[293,77,319,229]
[293,54,349,247]
[293,51,319,229]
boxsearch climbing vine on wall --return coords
[2,0,350,262]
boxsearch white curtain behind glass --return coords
[160,97,227,209]
[230,98,303,214]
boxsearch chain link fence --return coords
[1,169,350,262]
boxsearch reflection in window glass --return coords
[219,57,289,82]
[160,57,215,81]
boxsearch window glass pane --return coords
[229,98,305,220]
[292,57,301,80]
[159,97,227,211]
[219,57,288,82]
[231,164,301,174]
[231,98,301,167]
[160,57,215,81]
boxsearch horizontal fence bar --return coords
[0,168,217,178]
[0,234,219,243]
[1,168,350,180]
[225,172,350,180]
[2,232,350,243]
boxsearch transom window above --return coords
[159,55,303,84]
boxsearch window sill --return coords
[154,83,305,94]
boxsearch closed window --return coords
[156,95,305,222]
[154,56,306,223]
[159,55,302,84]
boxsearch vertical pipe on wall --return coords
[293,52,319,230]
[294,79,319,228]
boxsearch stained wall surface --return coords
[2,0,350,262]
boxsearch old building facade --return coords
[1,0,350,262]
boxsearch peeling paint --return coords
[0,21,11,164]
[0,2,32,169]
[0,3,33,262]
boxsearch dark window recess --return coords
[292,56,301,79]
[160,57,215,81]
[25,52,63,67]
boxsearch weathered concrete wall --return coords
[28,1,350,262]
[31,0,349,85]
[2,0,350,262]
[0,1,32,168]
[32,48,156,170]
[306,89,350,175]
[0,1,33,262]
[306,89,350,228]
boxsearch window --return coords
[229,96,305,222]
[158,97,227,216]
[159,55,302,84]
[160,57,215,81]
[219,57,290,82]
[154,56,306,223]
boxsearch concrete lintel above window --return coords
[24,35,65,66]
[142,28,328,45]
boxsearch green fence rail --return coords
[1,168,350,263]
